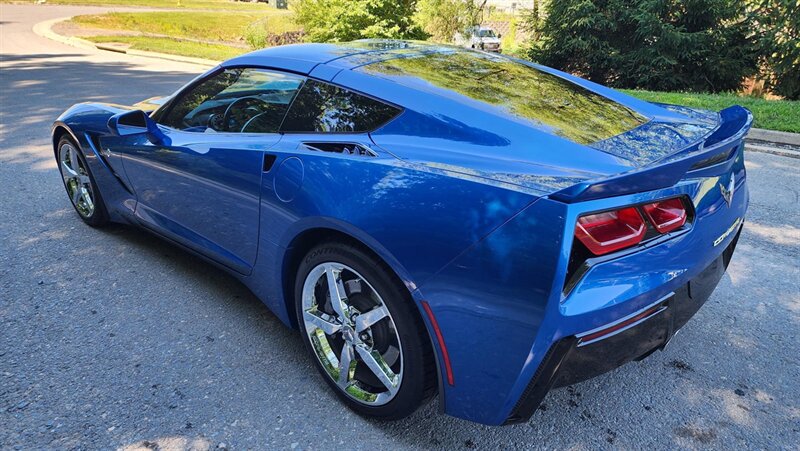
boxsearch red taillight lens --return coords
[575,207,646,255]
[642,198,687,234]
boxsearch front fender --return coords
[52,103,137,223]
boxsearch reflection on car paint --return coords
[358,49,647,144]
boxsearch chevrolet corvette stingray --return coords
[51,41,751,425]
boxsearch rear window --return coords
[280,79,401,133]
[357,50,647,144]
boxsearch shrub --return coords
[750,0,800,99]
[530,0,760,93]
[244,17,304,49]
[292,0,425,42]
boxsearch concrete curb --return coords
[126,49,220,67]
[745,143,800,159]
[32,16,219,68]
[748,128,800,147]
[32,17,97,51]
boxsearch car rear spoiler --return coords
[549,106,753,203]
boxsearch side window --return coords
[159,68,304,133]
[280,79,401,133]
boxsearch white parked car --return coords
[455,26,502,53]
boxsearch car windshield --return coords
[358,50,647,144]
[478,29,496,38]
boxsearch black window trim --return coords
[152,65,404,136]
[277,78,404,136]
[151,66,223,125]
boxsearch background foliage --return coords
[289,0,800,100]
[66,0,800,102]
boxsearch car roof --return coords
[221,40,453,74]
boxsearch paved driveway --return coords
[1,5,798,449]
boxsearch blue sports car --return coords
[51,41,750,425]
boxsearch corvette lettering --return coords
[714,217,742,247]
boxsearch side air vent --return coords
[302,142,376,157]
[263,154,277,172]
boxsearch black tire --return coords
[294,241,436,420]
[56,135,109,227]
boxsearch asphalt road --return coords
[1,5,799,450]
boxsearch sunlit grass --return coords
[72,10,297,43]
[84,35,247,61]
[4,0,276,10]
[624,90,800,133]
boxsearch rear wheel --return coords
[57,136,108,227]
[294,242,435,420]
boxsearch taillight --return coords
[575,207,646,255]
[642,198,687,234]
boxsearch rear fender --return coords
[415,196,565,425]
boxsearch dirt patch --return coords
[674,425,718,444]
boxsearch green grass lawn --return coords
[624,90,800,133]
[84,35,245,61]
[5,0,276,10]
[72,10,297,43]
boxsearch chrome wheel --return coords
[58,142,95,218]
[301,262,403,405]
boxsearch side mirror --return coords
[497,33,502,38]
[108,110,166,144]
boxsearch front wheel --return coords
[294,242,435,420]
[57,136,109,227]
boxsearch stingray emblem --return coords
[720,173,735,207]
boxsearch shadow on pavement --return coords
[0,53,197,148]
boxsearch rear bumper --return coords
[504,226,741,424]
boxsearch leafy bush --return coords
[413,0,479,42]
[292,0,425,42]
[530,0,760,93]
[244,17,304,48]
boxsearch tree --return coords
[750,0,800,99]
[519,0,548,43]
[292,0,424,42]
[530,0,760,93]
[413,0,482,43]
